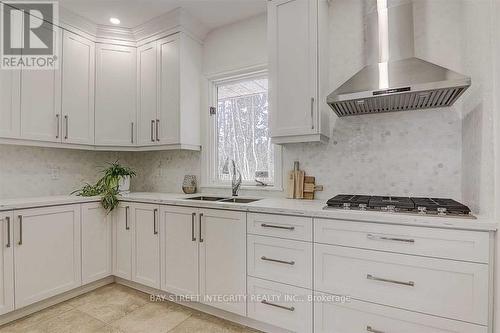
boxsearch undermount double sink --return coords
[184,196,261,204]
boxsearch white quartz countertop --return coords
[1,192,497,231]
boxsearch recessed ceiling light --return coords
[109,17,120,25]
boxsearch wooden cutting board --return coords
[303,176,316,200]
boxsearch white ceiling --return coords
[58,0,267,30]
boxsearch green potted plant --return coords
[72,161,136,213]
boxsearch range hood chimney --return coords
[327,0,471,117]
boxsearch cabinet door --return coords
[81,203,112,284]
[268,0,318,138]
[0,212,14,315]
[95,44,136,146]
[131,204,160,289]
[112,205,132,280]
[61,31,95,145]
[20,24,62,142]
[14,205,81,308]
[137,42,158,146]
[200,209,246,316]
[158,34,181,144]
[160,206,199,296]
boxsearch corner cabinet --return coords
[268,0,330,144]
[95,44,137,147]
[136,32,202,150]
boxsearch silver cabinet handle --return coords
[151,120,155,142]
[367,326,385,333]
[125,206,130,230]
[261,223,295,231]
[261,256,295,265]
[56,114,60,138]
[366,274,414,287]
[191,213,196,242]
[64,115,69,139]
[199,213,204,243]
[261,300,295,312]
[17,215,22,245]
[153,208,158,235]
[155,119,160,142]
[367,234,415,243]
[130,122,134,144]
[310,97,315,129]
[5,217,10,248]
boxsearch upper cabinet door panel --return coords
[61,31,95,145]
[95,44,136,146]
[158,35,181,144]
[269,0,318,138]
[20,24,61,143]
[0,66,21,139]
[137,42,158,146]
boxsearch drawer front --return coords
[314,218,490,263]
[248,235,312,288]
[315,292,487,333]
[248,213,312,241]
[248,277,312,333]
[314,244,489,324]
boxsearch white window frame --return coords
[202,66,283,191]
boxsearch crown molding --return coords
[58,6,209,46]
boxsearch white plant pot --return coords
[118,176,131,194]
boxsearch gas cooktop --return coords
[326,195,473,218]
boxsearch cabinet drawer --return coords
[314,244,489,324]
[248,277,312,333]
[314,218,490,263]
[248,213,312,241]
[315,292,487,333]
[248,235,312,288]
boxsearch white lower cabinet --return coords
[314,292,487,333]
[81,203,112,284]
[112,204,133,280]
[160,206,199,297]
[0,212,14,315]
[199,209,247,316]
[314,243,489,325]
[14,205,81,308]
[131,203,160,289]
[247,277,312,333]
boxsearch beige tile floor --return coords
[0,284,262,333]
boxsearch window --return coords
[206,70,281,189]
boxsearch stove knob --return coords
[343,203,351,210]
[417,206,427,215]
[437,207,447,216]
[359,204,367,211]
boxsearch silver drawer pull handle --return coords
[261,300,295,312]
[261,223,295,231]
[367,274,414,287]
[56,114,60,138]
[261,256,295,265]
[125,206,130,230]
[367,326,385,333]
[367,234,415,243]
[5,216,10,248]
[191,213,197,242]
[18,215,22,245]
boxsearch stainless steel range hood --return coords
[327,0,471,117]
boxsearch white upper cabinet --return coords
[268,0,329,144]
[20,24,62,143]
[61,31,95,145]
[0,69,20,139]
[136,33,201,149]
[137,42,159,146]
[95,44,137,146]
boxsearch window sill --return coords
[200,184,284,192]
